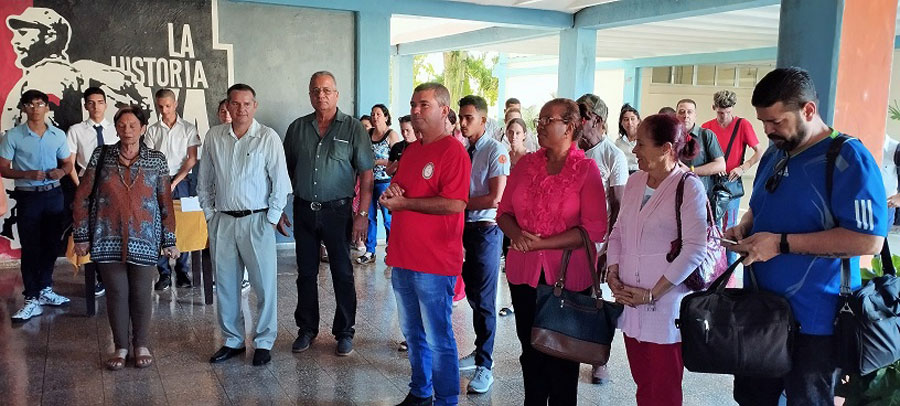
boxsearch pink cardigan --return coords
[607,167,708,344]
[498,146,608,292]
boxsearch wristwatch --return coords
[779,233,790,254]
[357,211,368,217]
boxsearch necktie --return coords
[94,125,104,147]
[467,143,476,159]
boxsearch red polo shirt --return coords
[385,135,471,276]
[702,117,759,172]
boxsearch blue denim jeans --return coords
[461,223,502,369]
[158,177,191,276]
[392,267,459,405]
[722,197,742,264]
[366,181,391,253]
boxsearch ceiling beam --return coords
[394,27,553,55]
[574,0,779,29]
[235,0,573,28]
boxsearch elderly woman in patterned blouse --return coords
[73,105,178,371]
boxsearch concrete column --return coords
[391,54,414,120]
[623,66,642,111]
[355,11,391,117]
[778,0,898,159]
[557,28,597,99]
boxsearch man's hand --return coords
[728,166,745,182]
[723,222,751,243]
[276,213,292,237]
[74,242,90,256]
[352,214,368,243]
[888,193,900,208]
[382,183,405,199]
[27,170,46,181]
[162,246,180,259]
[170,179,181,193]
[379,193,406,212]
[47,168,65,180]
[730,232,779,266]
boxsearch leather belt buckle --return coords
[310,201,322,211]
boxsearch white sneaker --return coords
[467,366,494,394]
[38,287,70,306]
[12,298,42,321]
[458,351,477,371]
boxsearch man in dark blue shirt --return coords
[726,67,887,405]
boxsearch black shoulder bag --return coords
[86,146,108,243]
[828,135,900,375]
[710,119,745,222]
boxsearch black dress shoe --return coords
[209,346,245,363]
[395,393,433,406]
[292,333,314,353]
[175,272,192,288]
[154,275,171,291]
[252,349,271,366]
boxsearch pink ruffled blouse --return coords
[497,145,608,291]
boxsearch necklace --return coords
[115,148,140,190]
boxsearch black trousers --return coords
[509,280,581,406]
[293,198,356,339]
[17,188,65,299]
[734,334,838,406]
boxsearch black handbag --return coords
[676,258,796,377]
[710,119,745,222]
[531,227,624,366]
[87,146,108,244]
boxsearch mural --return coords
[0,0,232,260]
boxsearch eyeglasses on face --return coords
[23,102,47,109]
[533,117,567,127]
[309,88,335,96]
[765,153,791,193]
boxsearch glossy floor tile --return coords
[0,246,736,405]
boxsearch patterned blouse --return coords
[371,129,393,182]
[73,142,176,266]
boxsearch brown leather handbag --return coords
[530,227,624,365]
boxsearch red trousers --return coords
[624,336,684,406]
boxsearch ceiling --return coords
[445,0,619,13]
[392,3,900,61]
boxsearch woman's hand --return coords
[615,285,652,308]
[162,246,180,259]
[510,230,542,252]
[606,264,624,291]
[74,242,90,257]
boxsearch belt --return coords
[299,198,350,212]
[465,221,496,228]
[220,208,267,218]
[15,182,60,192]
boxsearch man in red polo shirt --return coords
[381,82,471,406]
[701,89,762,263]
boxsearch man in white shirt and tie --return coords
[144,88,201,291]
[198,83,291,367]
[65,87,118,297]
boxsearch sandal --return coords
[499,306,514,317]
[105,349,128,371]
[355,253,375,264]
[134,347,153,369]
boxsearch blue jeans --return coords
[461,223,502,369]
[722,197,742,264]
[366,181,391,253]
[158,177,191,276]
[392,267,459,405]
[16,187,65,299]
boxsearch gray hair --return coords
[413,82,450,107]
[309,71,337,87]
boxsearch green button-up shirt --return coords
[283,109,374,202]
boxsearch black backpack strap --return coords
[894,142,900,190]
[824,134,854,295]
[666,172,692,263]
[722,118,743,167]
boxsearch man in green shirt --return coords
[282,71,374,357]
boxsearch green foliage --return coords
[411,51,499,109]
[838,253,900,405]
[889,100,900,122]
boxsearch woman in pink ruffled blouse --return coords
[497,98,608,405]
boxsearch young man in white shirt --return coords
[66,87,118,297]
[144,88,201,290]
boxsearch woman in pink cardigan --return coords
[497,98,608,405]
[607,113,708,406]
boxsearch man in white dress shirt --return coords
[65,87,118,297]
[198,83,291,367]
[144,88,201,290]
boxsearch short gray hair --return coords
[413,82,450,107]
[309,71,337,87]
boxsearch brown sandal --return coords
[105,352,127,371]
[134,347,153,368]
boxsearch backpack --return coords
[666,172,728,290]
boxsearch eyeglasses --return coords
[309,88,335,96]
[24,102,47,109]
[765,152,791,193]
[533,117,567,127]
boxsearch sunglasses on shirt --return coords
[764,152,791,193]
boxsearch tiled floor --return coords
[0,246,736,405]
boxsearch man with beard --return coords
[675,98,725,193]
[725,67,887,405]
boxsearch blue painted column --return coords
[623,66,642,111]
[356,11,391,117]
[557,28,597,99]
[776,0,842,124]
[391,54,414,120]
[493,53,508,121]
